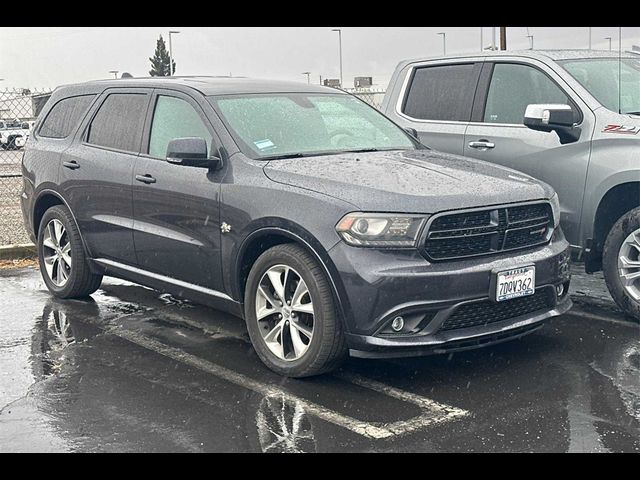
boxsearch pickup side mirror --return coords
[523,104,581,145]
[166,137,222,169]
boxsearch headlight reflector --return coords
[336,213,428,247]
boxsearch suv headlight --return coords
[549,193,561,228]
[336,212,428,247]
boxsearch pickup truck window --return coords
[483,63,571,125]
[559,58,640,115]
[39,95,96,139]
[402,64,477,122]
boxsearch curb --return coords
[0,243,35,259]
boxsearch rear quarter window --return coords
[38,94,96,139]
[402,64,478,122]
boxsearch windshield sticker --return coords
[602,124,640,135]
[254,139,276,150]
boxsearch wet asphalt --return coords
[0,265,638,453]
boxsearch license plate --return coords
[495,266,535,302]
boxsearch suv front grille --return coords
[440,290,554,332]
[423,203,553,261]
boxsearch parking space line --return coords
[107,325,469,440]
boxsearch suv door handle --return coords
[135,174,156,184]
[62,160,80,170]
[468,140,495,149]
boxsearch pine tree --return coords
[149,35,176,76]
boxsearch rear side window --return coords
[402,64,478,122]
[38,95,96,138]
[87,93,148,152]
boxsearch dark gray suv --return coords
[21,77,572,377]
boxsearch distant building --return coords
[323,78,341,88]
[354,76,373,88]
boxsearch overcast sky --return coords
[1,27,638,89]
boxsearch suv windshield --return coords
[209,93,417,159]
[559,57,640,115]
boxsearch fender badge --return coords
[221,222,231,233]
[602,124,640,135]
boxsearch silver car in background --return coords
[382,50,640,320]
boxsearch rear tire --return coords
[37,205,103,299]
[602,207,640,321]
[244,244,347,377]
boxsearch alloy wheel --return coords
[618,228,640,302]
[42,219,72,287]
[255,264,314,361]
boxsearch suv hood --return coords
[263,149,554,213]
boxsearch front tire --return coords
[244,244,347,377]
[37,205,103,299]
[603,207,640,321]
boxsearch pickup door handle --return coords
[468,140,495,149]
[62,161,80,170]
[135,174,156,184]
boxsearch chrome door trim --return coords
[94,257,233,301]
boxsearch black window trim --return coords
[471,60,584,127]
[140,88,221,162]
[35,93,98,140]
[81,87,152,156]
[397,61,483,124]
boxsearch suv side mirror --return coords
[166,137,222,169]
[523,104,581,145]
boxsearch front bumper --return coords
[327,230,572,358]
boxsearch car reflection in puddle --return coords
[30,299,102,381]
[27,298,320,452]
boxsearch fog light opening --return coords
[556,284,565,297]
[391,316,405,332]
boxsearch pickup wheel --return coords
[37,205,103,299]
[244,244,347,377]
[603,207,640,321]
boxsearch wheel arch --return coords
[593,181,640,257]
[33,190,89,256]
[232,225,351,326]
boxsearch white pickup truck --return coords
[0,121,30,149]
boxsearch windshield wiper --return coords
[343,148,381,153]
[259,153,309,161]
[625,111,640,115]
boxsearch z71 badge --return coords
[602,124,640,135]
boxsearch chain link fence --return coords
[343,88,386,110]
[0,88,52,246]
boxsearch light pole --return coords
[301,72,311,84]
[588,27,592,49]
[480,27,483,52]
[605,36,612,51]
[331,28,343,87]
[437,32,446,56]
[168,30,180,76]
[109,70,119,79]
